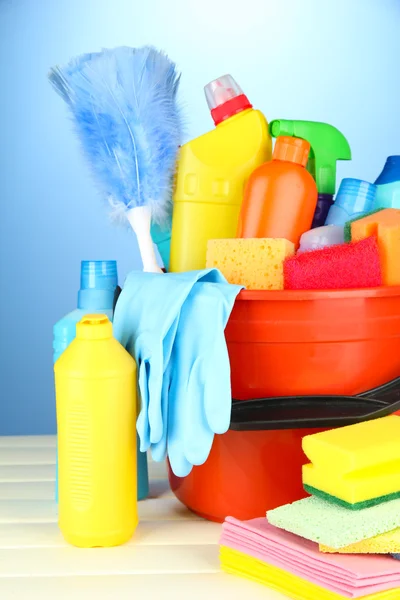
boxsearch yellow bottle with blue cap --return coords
[170,74,272,272]
[54,314,137,548]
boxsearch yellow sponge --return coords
[320,527,400,554]
[302,415,400,508]
[206,238,294,290]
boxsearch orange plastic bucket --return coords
[169,287,400,522]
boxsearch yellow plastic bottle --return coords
[54,314,137,548]
[170,74,272,272]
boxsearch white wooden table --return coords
[0,435,286,599]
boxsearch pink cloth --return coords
[220,517,400,599]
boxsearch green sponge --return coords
[303,484,400,511]
[267,495,400,550]
[344,208,384,242]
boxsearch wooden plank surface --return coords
[0,435,285,600]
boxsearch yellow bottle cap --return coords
[76,314,113,340]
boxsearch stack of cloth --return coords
[220,415,400,599]
[220,517,400,599]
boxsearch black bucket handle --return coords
[230,376,400,431]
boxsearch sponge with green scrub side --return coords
[267,495,400,550]
[343,207,384,242]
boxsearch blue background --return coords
[1,0,399,435]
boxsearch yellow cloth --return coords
[220,546,400,600]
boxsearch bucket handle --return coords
[230,376,400,431]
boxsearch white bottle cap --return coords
[204,75,243,111]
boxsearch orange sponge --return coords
[350,208,400,286]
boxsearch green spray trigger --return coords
[269,120,351,196]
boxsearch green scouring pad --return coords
[303,484,400,511]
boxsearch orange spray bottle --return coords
[237,136,318,247]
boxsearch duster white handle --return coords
[127,206,163,274]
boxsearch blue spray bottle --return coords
[53,260,149,502]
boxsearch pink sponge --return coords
[284,236,382,290]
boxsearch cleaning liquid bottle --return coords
[54,314,138,547]
[324,178,377,226]
[238,136,318,247]
[169,74,272,272]
[269,120,352,228]
[374,155,400,209]
[53,260,149,503]
[53,260,118,363]
[298,225,344,253]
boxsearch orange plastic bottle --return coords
[237,136,318,247]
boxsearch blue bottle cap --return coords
[334,178,376,214]
[80,260,118,291]
[375,156,400,186]
[78,261,118,310]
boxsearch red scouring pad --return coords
[283,236,382,290]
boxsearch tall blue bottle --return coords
[53,260,149,502]
[375,155,400,209]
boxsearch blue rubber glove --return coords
[164,278,242,476]
[150,271,232,465]
[113,269,231,453]
[113,272,178,450]
[183,281,242,466]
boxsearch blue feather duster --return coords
[49,46,182,272]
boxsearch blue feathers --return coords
[49,46,182,225]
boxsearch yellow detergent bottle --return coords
[54,314,137,548]
[170,74,272,272]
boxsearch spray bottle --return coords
[269,120,351,228]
